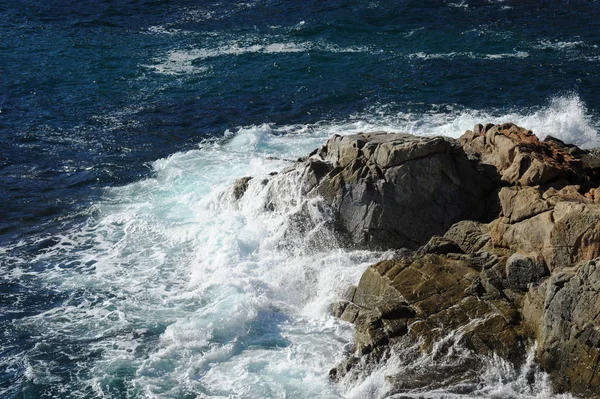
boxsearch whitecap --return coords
[536,40,588,51]
[484,51,529,59]
[408,50,528,60]
[352,94,599,148]
[144,35,373,75]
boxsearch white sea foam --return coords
[349,94,599,148]
[484,51,529,59]
[343,342,576,399]
[145,36,371,75]
[144,49,212,75]
[536,40,590,51]
[448,1,469,8]
[3,124,390,398]
[2,94,596,398]
[145,25,192,36]
[408,50,529,60]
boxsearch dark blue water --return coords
[2,0,600,239]
[1,1,600,398]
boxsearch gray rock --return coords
[298,132,497,249]
[330,300,350,318]
[505,253,548,290]
[416,236,463,256]
[232,176,253,200]
[581,148,600,170]
[339,302,362,323]
[523,258,600,397]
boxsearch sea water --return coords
[1,1,599,398]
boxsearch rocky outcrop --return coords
[322,123,600,397]
[334,250,529,357]
[231,122,600,397]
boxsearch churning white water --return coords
[3,96,595,398]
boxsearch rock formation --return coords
[460,123,587,187]
[300,132,497,249]
[232,122,600,397]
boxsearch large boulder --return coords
[298,132,497,249]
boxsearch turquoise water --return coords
[1,1,599,397]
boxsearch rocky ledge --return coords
[233,123,600,397]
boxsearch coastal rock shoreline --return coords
[233,123,600,397]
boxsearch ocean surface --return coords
[1,1,600,398]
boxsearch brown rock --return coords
[415,235,463,256]
[550,202,600,269]
[460,123,585,186]
[498,186,551,223]
[443,220,492,254]
[585,187,600,202]
[349,254,529,360]
[490,185,600,271]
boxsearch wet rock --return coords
[347,254,529,363]
[339,302,362,323]
[232,176,253,200]
[581,148,600,170]
[330,300,350,318]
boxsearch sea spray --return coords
[342,341,577,399]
